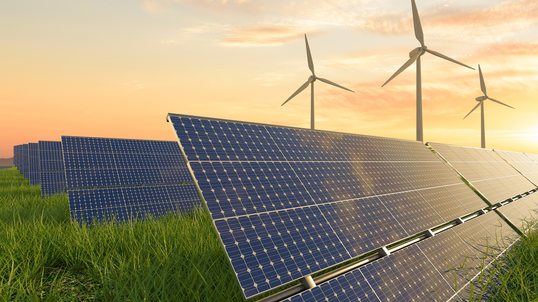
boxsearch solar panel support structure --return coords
[380,246,391,256]
[455,217,464,225]
[300,276,316,289]
[425,229,435,237]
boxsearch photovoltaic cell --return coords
[168,114,486,299]
[22,144,29,179]
[62,136,199,224]
[39,141,66,197]
[429,143,536,204]
[359,245,457,302]
[495,150,538,186]
[417,229,482,294]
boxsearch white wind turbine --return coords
[382,0,475,142]
[464,65,515,149]
[282,34,354,130]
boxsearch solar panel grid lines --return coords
[416,187,469,222]
[39,141,66,197]
[168,113,490,300]
[62,136,200,224]
[495,149,538,187]
[359,245,458,302]
[376,192,444,235]
[476,210,520,255]
[443,184,489,213]
[22,143,29,179]
[428,143,536,204]
[416,229,482,296]
[317,197,408,258]
[281,267,381,302]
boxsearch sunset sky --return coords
[1,0,537,159]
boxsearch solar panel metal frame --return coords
[168,113,489,299]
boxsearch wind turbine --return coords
[282,34,354,130]
[464,65,515,149]
[382,0,475,142]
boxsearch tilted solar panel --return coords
[62,136,200,224]
[495,150,538,186]
[22,144,29,179]
[428,143,536,204]
[39,141,66,197]
[168,114,488,299]
[28,143,41,185]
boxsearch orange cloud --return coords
[355,0,538,40]
[221,25,321,46]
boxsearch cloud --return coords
[221,25,321,46]
[355,0,538,41]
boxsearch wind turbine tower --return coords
[382,0,475,142]
[464,65,515,149]
[282,34,354,130]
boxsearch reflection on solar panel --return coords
[62,136,199,224]
[417,228,481,294]
[168,114,487,299]
[13,145,20,171]
[28,143,40,185]
[39,141,66,197]
[282,267,379,302]
[495,150,538,186]
[22,144,29,179]
[429,143,536,204]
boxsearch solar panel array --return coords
[428,143,536,204]
[27,143,40,185]
[167,114,490,299]
[62,136,201,224]
[495,150,538,186]
[39,141,66,197]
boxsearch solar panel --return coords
[39,141,66,197]
[360,245,457,302]
[22,144,29,179]
[282,267,379,302]
[62,136,199,224]
[168,114,488,299]
[495,150,538,186]
[28,143,40,185]
[429,143,536,204]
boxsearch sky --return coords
[1,0,537,159]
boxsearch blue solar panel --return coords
[39,141,66,197]
[69,184,199,223]
[360,245,457,302]
[429,143,536,203]
[282,268,380,302]
[417,229,483,294]
[168,114,488,299]
[62,136,199,224]
[22,144,29,179]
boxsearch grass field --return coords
[1,167,538,301]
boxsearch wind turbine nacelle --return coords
[476,96,487,101]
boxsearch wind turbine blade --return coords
[489,98,515,109]
[425,49,475,70]
[381,52,420,87]
[281,78,313,106]
[317,77,354,93]
[463,101,482,120]
[305,34,315,75]
[478,64,487,96]
[411,0,424,47]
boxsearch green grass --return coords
[0,168,243,301]
[2,167,538,301]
